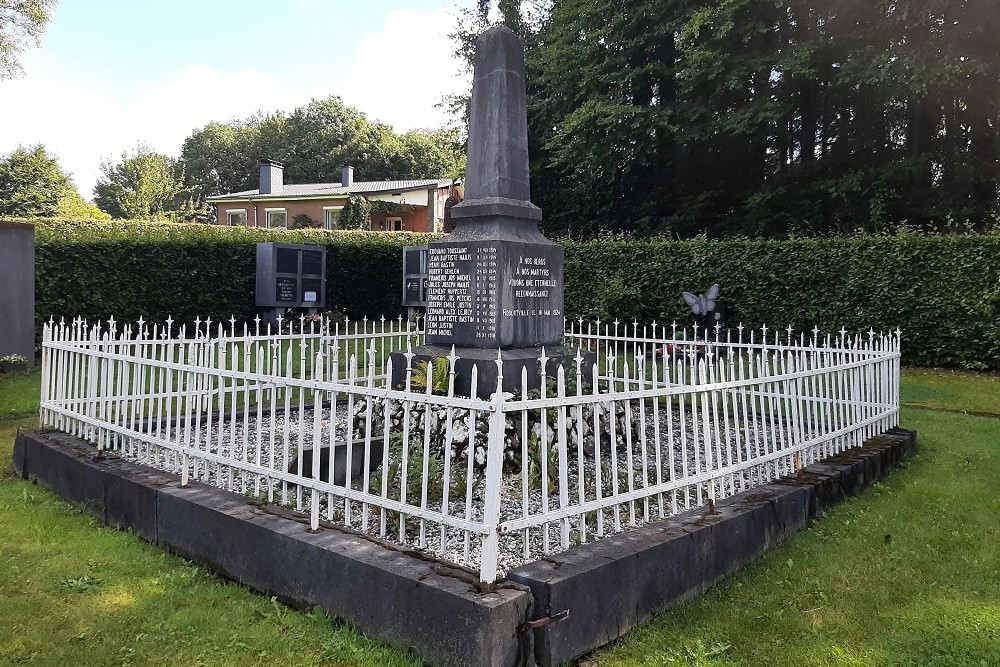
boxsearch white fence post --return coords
[479,355,507,586]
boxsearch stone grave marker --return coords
[256,242,326,325]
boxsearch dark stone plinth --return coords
[12,430,533,667]
[13,426,914,667]
[424,236,563,350]
[507,428,917,666]
[390,346,596,399]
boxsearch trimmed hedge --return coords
[29,219,435,328]
[563,234,1000,370]
[16,219,1000,369]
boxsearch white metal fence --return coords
[39,315,900,584]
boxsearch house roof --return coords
[207,179,455,202]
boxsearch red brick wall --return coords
[370,206,431,232]
[215,199,347,228]
[214,186,454,231]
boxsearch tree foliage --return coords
[180,96,464,199]
[94,146,188,220]
[0,144,70,217]
[452,1,1000,238]
[338,195,372,230]
[0,0,56,78]
[56,188,110,220]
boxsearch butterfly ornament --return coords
[682,284,721,316]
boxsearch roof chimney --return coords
[341,165,354,188]
[259,160,284,195]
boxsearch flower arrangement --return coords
[0,353,28,373]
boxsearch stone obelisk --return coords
[394,25,580,398]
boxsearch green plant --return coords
[291,213,319,229]
[410,357,451,395]
[0,353,27,365]
[375,431,444,508]
[563,233,1000,370]
[526,431,558,492]
[339,196,372,230]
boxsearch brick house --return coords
[207,161,460,232]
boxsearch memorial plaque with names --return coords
[424,240,562,349]
[275,276,297,304]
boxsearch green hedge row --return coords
[563,235,1000,370]
[29,219,435,329]
[17,220,1000,369]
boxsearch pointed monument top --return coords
[452,23,541,223]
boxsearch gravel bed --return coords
[114,404,822,577]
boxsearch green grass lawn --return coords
[1,368,998,666]
[900,367,1000,415]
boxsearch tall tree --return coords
[522,0,1000,237]
[180,118,267,198]
[56,187,110,219]
[180,96,459,196]
[0,0,57,78]
[94,145,187,220]
[0,144,70,217]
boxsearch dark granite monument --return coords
[0,222,36,370]
[392,26,588,398]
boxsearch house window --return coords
[385,217,403,232]
[226,209,247,226]
[265,208,287,229]
[323,206,343,230]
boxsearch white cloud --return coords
[0,7,468,201]
[339,8,470,132]
[0,66,312,200]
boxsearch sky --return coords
[0,0,476,199]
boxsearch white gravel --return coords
[116,403,817,577]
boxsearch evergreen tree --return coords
[0,144,70,217]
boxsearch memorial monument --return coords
[392,25,589,398]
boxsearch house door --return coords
[385,217,403,232]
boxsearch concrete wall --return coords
[0,222,35,368]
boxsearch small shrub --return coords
[291,213,319,229]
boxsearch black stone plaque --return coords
[276,248,298,273]
[256,243,327,309]
[302,250,323,275]
[404,277,424,304]
[275,276,297,303]
[404,247,424,274]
